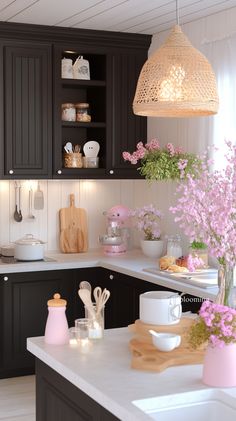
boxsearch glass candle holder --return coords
[68,327,79,346]
[74,318,91,352]
[84,304,104,339]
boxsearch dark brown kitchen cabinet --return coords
[108,53,147,178]
[0,22,151,180]
[0,41,52,178]
[0,267,102,379]
[0,269,75,379]
[53,45,148,179]
[36,359,120,421]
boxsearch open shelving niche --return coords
[55,49,107,177]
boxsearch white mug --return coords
[140,291,182,325]
[149,331,181,352]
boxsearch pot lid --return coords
[47,293,67,307]
[14,234,45,245]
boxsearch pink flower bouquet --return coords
[170,141,236,306]
[123,139,201,181]
[189,300,236,349]
[170,141,236,268]
[129,204,163,241]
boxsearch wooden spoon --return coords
[78,288,95,318]
[79,281,92,292]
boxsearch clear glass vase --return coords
[216,264,235,307]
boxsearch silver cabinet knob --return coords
[109,170,114,175]
[9,170,14,174]
[57,170,62,175]
[109,274,114,280]
[3,276,8,281]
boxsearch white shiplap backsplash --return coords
[0,179,185,253]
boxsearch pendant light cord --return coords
[176,0,180,25]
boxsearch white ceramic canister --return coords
[140,291,182,325]
[73,56,90,80]
[61,58,73,79]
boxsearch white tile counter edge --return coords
[0,249,217,300]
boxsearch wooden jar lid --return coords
[47,293,67,307]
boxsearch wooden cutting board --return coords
[59,194,88,253]
[128,318,195,347]
[129,338,204,372]
[128,318,205,372]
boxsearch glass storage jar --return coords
[61,103,76,121]
[75,103,91,122]
[166,235,183,258]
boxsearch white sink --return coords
[132,389,236,421]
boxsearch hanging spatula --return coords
[34,181,44,210]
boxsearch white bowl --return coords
[150,331,181,352]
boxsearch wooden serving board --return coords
[128,318,195,346]
[129,338,204,372]
[59,194,88,253]
[129,318,204,372]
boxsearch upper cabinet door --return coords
[2,42,52,178]
[107,52,147,179]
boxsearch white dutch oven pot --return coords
[14,234,46,261]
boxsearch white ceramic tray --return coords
[142,267,218,289]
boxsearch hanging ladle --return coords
[18,183,23,222]
[13,182,22,222]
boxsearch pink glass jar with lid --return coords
[44,293,69,345]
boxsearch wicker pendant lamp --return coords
[133,4,219,117]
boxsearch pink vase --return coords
[203,343,236,387]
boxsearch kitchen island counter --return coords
[0,249,218,300]
[27,328,236,421]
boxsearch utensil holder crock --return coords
[63,152,83,168]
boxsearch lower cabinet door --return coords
[36,359,120,421]
[1,270,75,378]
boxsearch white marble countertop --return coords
[27,328,236,421]
[0,249,218,300]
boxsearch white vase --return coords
[140,240,163,258]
